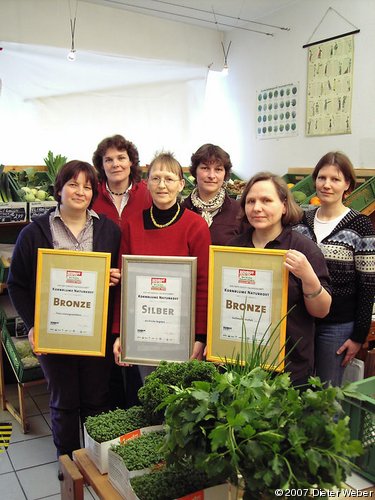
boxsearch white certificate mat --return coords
[47,268,97,336]
[120,255,197,365]
[221,267,273,342]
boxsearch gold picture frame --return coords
[34,249,111,356]
[207,245,289,371]
[120,255,197,365]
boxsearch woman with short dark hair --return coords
[92,134,151,230]
[8,160,121,459]
[183,143,242,245]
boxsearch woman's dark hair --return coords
[54,160,98,209]
[312,151,356,195]
[190,143,232,181]
[92,134,142,183]
[239,171,303,226]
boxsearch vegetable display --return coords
[161,367,363,499]
[129,460,223,500]
[111,430,166,471]
[13,338,40,369]
[137,360,217,424]
[85,406,149,443]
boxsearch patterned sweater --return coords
[294,208,375,344]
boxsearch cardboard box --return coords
[84,424,163,474]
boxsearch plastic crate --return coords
[344,176,375,212]
[1,321,44,383]
[343,376,375,482]
[282,173,309,186]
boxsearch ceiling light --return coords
[221,41,232,75]
[67,50,76,61]
[67,0,78,61]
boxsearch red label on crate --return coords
[177,491,204,500]
[120,429,141,442]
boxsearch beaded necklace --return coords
[150,203,180,228]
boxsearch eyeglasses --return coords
[149,176,180,186]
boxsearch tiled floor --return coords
[0,382,99,500]
[1,381,374,499]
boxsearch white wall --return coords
[221,0,375,178]
[1,0,375,176]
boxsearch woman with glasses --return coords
[113,151,211,377]
[92,134,151,408]
[183,144,242,245]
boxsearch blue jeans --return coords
[315,321,354,387]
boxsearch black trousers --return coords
[39,351,112,457]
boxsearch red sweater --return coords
[112,208,211,336]
[92,180,152,230]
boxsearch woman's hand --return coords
[337,339,362,367]
[28,327,41,356]
[113,337,131,366]
[110,268,121,287]
[190,341,205,361]
[284,250,316,282]
[284,249,331,318]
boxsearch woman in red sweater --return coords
[92,134,151,230]
[92,134,151,407]
[113,152,211,379]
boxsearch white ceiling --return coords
[83,0,297,34]
[0,0,298,101]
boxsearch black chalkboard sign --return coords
[0,203,27,223]
[29,201,57,221]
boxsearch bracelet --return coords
[303,285,323,299]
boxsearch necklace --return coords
[150,203,180,228]
[108,188,126,196]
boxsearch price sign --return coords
[0,202,27,223]
[29,201,57,221]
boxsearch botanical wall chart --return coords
[306,34,354,136]
[256,83,298,140]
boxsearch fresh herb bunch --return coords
[161,368,362,499]
[85,406,150,443]
[138,360,217,424]
[111,430,166,471]
[130,459,223,500]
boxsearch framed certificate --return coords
[120,255,197,365]
[207,245,289,372]
[34,249,111,356]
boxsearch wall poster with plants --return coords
[305,34,354,136]
[256,83,298,140]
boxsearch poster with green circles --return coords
[256,83,298,139]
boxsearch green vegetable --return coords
[130,460,223,500]
[138,360,217,424]
[161,368,363,498]
[84,406,150,443]
[292,191,307,203]
[21,355,40,368]
[13,339,33,358]
[43,150,67,185]
[111,430,165,471]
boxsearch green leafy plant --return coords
[43,150,67,185]
[85,406,150,443]
[161,369,362,499]
[129,459,224,500]
[137,360,217,424]
[111,430,166,471]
